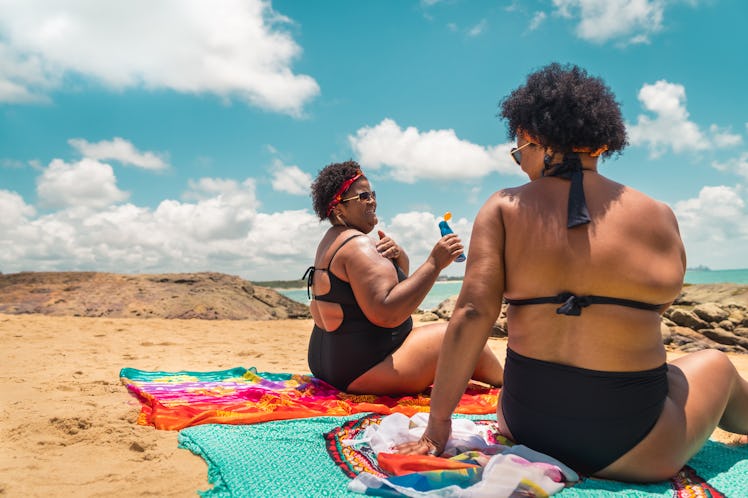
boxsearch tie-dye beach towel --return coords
[119,366,499,430]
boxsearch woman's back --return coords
[396,63,748,482]
[500,171,686,371]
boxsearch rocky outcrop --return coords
[431,296,509,338]
[0,271,311,320]
[430,284,748,353]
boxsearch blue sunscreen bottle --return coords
[438,213,466,262]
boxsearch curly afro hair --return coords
[499,63,627,158]
[310,160,364,221]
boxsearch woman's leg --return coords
[597,349,748,482]
[347,322,503,395]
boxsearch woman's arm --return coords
[341,232,464,328]
[397,193,507,454]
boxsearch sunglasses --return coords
[510,141,533,165]
[340,190,376,203]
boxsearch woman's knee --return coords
[688,348,733,367]
[674,349,738,385]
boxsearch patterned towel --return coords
[326,415,748,498]
[331,414,570,497]
[119,366,499,430]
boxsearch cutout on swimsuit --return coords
[303,234,412,391]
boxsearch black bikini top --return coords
[510,155,663,316]
[504,292,663,316]
[543,152,591,229]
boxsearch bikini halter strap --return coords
[542,152,591,229]
[302,234,364,298]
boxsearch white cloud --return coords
[0,189,36,228]
[628,80,743,159]
[245,210,323,258]
[68,137,169,170]
[628,80,708,157]
[709,125,743,148]
[157,177,260,241]
[529,12,548,31]
[36,158,129,209]
[552,0,665,44]
[0,41,56,102]
[467,20,488,37]
[1,158,27,169]
[348,118,522,183]
[0,0,319,116]
[183,177,254,201]
[673,185,748,269]
[712,153,748,182]
[270,159,312,195]
[0,75,40,102]
[0,177,328,279]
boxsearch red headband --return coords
[326,170,363,216]
[519,129,608,157]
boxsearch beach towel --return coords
[341,413,574,497]
[119,366,499,430]
[179,416,362,497]
[178,413,748,497]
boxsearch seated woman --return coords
[395,63,748,482]
[304,160,502,395]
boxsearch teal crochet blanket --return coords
[179,415,748,497]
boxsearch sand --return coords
[2,313,747,497]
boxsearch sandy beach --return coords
[2,313,747,497]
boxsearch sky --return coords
[1,0,747,282]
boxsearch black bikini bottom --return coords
[501,347,668,475]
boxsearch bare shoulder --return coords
[484,187,523,211]
[620,184,678,224]
[472,190,511,226]
[324,231,374,268]
[336,231,377,258]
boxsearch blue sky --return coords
[1,0,747,281]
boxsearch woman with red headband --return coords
[304,160,503,395]
[396,63,748,482]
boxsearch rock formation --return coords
[0,271,311,320]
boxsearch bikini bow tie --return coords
[555,293,591,316]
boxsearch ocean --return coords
[278,268,748,311]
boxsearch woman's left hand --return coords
[376,230,402,260]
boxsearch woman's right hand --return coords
[394,417,452,456]
[430,234,464,270]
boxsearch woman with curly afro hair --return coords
[397,63,748,482]
[304,160,502,395]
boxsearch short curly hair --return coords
[310,160,364,221]
[499,63,627,158]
